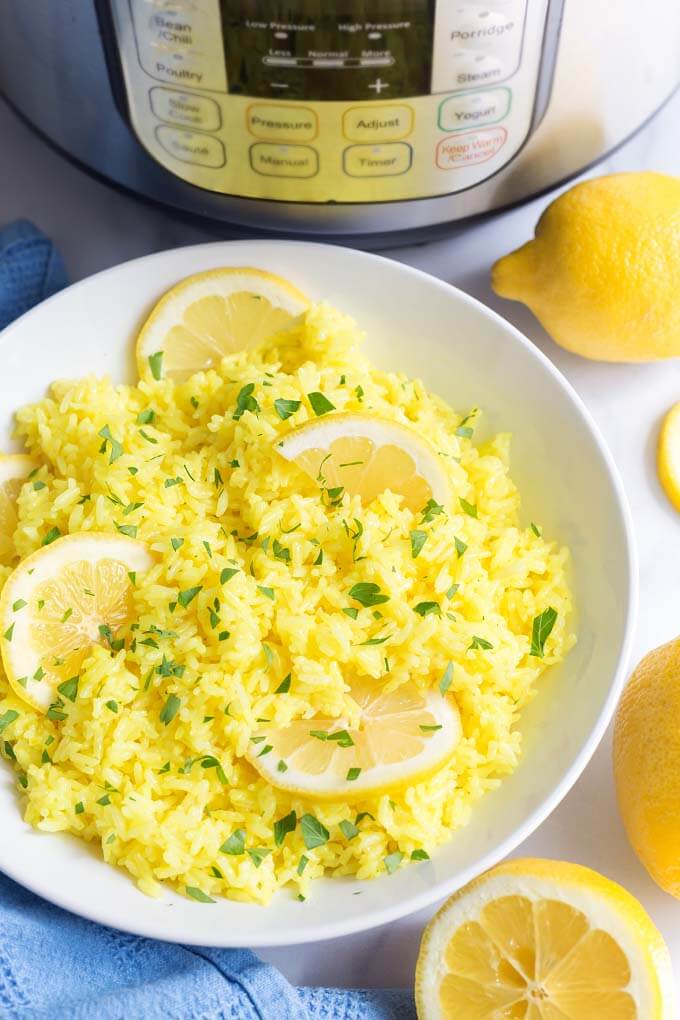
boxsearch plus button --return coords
[368,77,389,94]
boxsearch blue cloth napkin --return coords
[0,222,416,1020]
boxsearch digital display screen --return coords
[219,1,435,100]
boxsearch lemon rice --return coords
[0,302,573,904]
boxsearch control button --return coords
[246,104,318,142]
[129,0,227,92]
[438,88,511,132]
[250,143,319,178]
[343,143,412,178]
[446,7,517,48]
[436,127,507,169]
[150,88,221,131]
[156,125,226,168]
[343,105,414,142]
[447,51,505,89]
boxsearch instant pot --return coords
[1,1,678,244]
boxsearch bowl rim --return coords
[0,239,638,946]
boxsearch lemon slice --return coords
[0,532,153,712]
[136,267,310,381]
[657,401,680,512]
[277,413,452,513]
[247,680,461,799]
[0,454,37,565]
[415,858,674,1020]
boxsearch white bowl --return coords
[0,241,636,947]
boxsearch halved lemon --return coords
[277,413,452,513]
[657,401,680,512]
[0,532,153,712]
[247,680,461,799]
[0,454,37,564]
[136,267,310,381]
[415,858,674,1020]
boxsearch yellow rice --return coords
[0,304,573,904]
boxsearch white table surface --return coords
[1,90,679,994]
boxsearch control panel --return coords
[109,0,555,204]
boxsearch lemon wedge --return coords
[415,858,674,1020]
[246,680,461,799]
[0,532,153,712]
[0,454,37,565]
[277,413,452,513]
[136,267,310,381]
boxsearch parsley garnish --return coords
[346,767,361,781]
[530,607,558,657]
[454,536,467,558]
[165,476,183,488]
[257,586,275,600]
[349,582,389,607]
[42,527,61,547]
[275,673,291,694]
[411,849,430,861]
[57,675,79,702]
[272,539,290,563]
[0,710,19,735]
[439,662,454,694]
[220,567,239,583]
[297,855,308,875]
[339,820,359,840]
[171,537,184,551]
[459,497,478,518]
[420,724,443,732]
[307,392,335,416]
[98,425,123,464]
[410,530,427,559]
[159,694,181,725]
[420,499,445,524]
[384,851,404,874]
[342,607,359,619]
[115,522,138,538]
[178,586,202,607]
[137,409,155,424]
[148,351,163,380]
[274,398,301,420]
[233,383,261,420]
[247,848,272,868]
[300,813,329,849]
[75,801,84,815]
[186,886,215,904]
[274,810,297,846]
[413,602,440,617]
[220,829,246,855]
[469,635,493,651]
[12,599,26,612]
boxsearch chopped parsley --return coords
[469,635,493,651]
[75,801,84,815]
[148,351,164,380]
[275,673,291,694]
[0,710,19,735]
[459,497,478,518]
[307,392,335,416]
[165,476,183,488]
[384,851,404,874]
[57,675,79,702]
[342,607,359,619]
[348,582,389,607]
[257,586,275,600]
[115,522,138,538]
[272,539,290,563]
[531,522,542,537]
[346,767,361,781]
[300,813,329,849]
[411,849,430,861]
[98,425,123,464]
[274,810,297,846]
[274,398,301,420]
[105,700,119,714]
[220,567,239,584]
[297,855,309,875]
[171,537,184,551]
[220,829,246,855]
[42,527,61,547]
[439,662,454,694]
[233,383,260,420]
[420,724,443,732]
[12,599,26,612]
[178,586,202,608]
[530,607,558,657]
[137,408,155,425]
[420,499,445,524]
[413,601,440,618]
[159,694,181,725]
[454,536,467,558]
[186,886,215,904]
[339,820,359,841]
[247,848,272,868]
[410,530,427,559]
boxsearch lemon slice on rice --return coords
[0,454,37,565]
[136,267,310,381]
[0,532,153,712]
[277,413,452,513]
[415,858,674,1020]
[246,680,461,799]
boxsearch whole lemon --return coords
[492,172,680,361]
[614,637,680,896]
